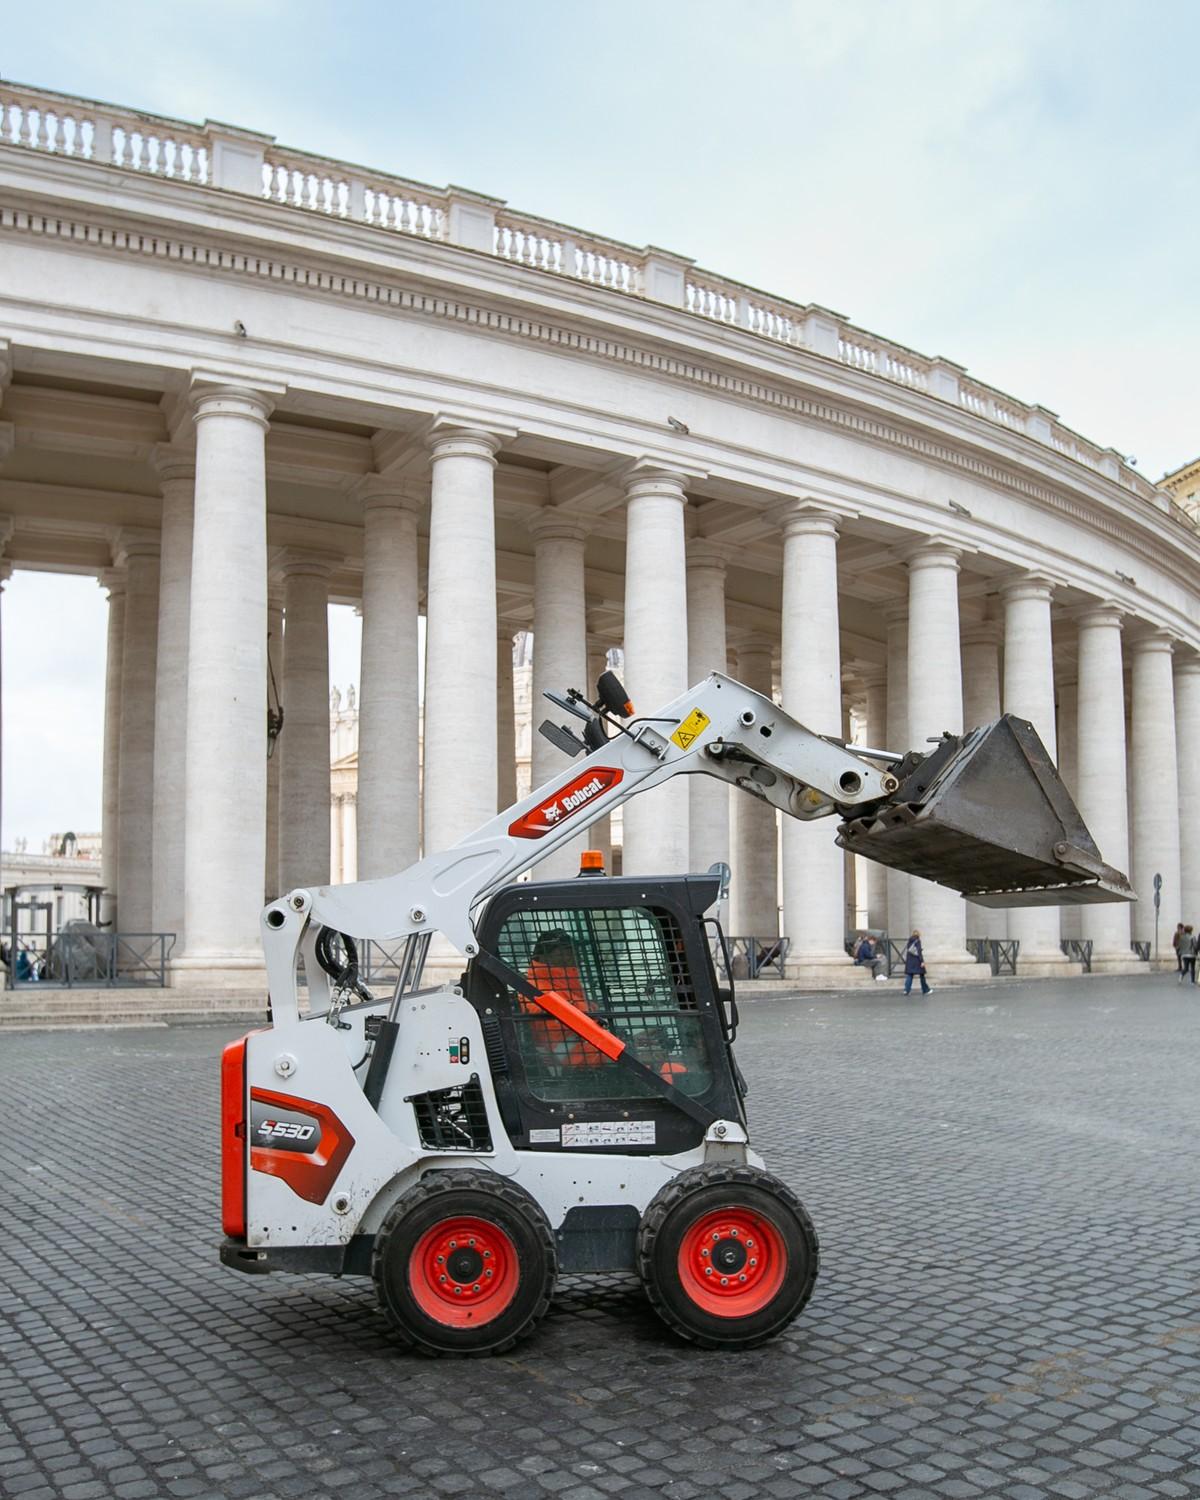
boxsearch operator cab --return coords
[467,873,745,1157]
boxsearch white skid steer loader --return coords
[220,670,1132,1354]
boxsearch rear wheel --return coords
[638,1164,819,1350]
[372,1169,556,1356]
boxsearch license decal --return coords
[562,1120,656,1148]
[508,767,623,839]
[671,708,710,750]
[528,1128,561,1145]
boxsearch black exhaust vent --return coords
[410,1077,493,1152]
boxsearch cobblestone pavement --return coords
[2,975,1199,1500]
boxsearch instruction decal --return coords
[671,708,711,751]
[562,1120,656,1148]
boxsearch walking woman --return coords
[903,930,931,995]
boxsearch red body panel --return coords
[249,1089,356,1205]
[220,1037,249,1237]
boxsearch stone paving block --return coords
[2,979,1200,1500]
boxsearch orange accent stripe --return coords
[532,989,626,1061]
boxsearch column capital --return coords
[279,547,339,581]
[99,567,126,599]
[114,528,161,567]
[527,506,590,546]
[152,442,196,487]
[961,619,1002,648]
[189,376,280,429]
[1174,650,1200,679]
[858,663,888,689]
[776,499,842,539]
[428,417,514,464]
[904,537,962,571]
[355,473,425,515]
[1127,628,1175,658]
[999,570,1058,604]
[685,537,729,573]
[1071,600,1126,631]
[622,463,690,505]
[882,599,909,627]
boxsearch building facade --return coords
[2,82,1198,986]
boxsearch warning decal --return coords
[670,708,711,751]
[562,1120,656,1148]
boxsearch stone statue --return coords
[330,685,341,712]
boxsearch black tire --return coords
[637,1164,819,1350]
[372,1169,557,1356]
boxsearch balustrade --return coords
[0,79,1177,515]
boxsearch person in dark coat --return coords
[903,930,931,995]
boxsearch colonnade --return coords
[89,382,1197,984]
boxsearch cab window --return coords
[494,904,713,1102]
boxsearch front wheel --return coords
[372,1169,556,1356]
[637,1164,819,1350]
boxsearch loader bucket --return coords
[837,715,1134,907]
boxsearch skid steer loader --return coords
[220,670,1131,1355]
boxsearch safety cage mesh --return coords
[494,904,712,1103]
[410,1078,493,1152]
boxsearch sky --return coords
[3,0,1197,848]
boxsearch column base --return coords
[171,953,269,991]
[1014,952,1076,979]
[920,949,986,978]
[1088,954,1152,976]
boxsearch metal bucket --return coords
[837,715,1134,907]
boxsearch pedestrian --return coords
[1183,926,1198,986]
[1174,922,1187,975]
[854,933,888,981]
[903,930,931,995]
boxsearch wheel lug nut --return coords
[439,1274,447,1282]
[473,1284,481,1292]
[469,1238,476,1247]
[704,1267,713,1276]
[454,1287,462,1295]
[738,1274,747,1282]
[449,1239,457,1249]
[720,1277,729,1286]
[483,1250,491,1259]
[750,1258,758,1267]
[746,1239,754,1249]
[700,1248,709,1258]
[436,1255,445,1264]
[730,1228,738,1237]
[485,1269,493,1278]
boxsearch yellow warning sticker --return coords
[671,707,711,750]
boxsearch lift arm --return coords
[260,671,1131,1014]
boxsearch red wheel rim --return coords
[407,1215,520,1327]
[677,1206,787,1317]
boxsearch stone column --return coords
[779,506,847,968]
[424,426,504,856]
[1129,631,1181,957]
[99,570,126,922]
[906,542,974,973]
[1176,654,1200,928]
[1074,607,1135,969]
[497,629,517,812]
[179,385,273,978]
[1001,575,1069,974]
[150,448,194,942]
[622,466,689,874]
[357,483,421,879]
[278,553,334,893]
[1056,673,1081,942]
[529,510,590,879]
[860,666,888,931]
[264,584,284,901]
[687,539,729,877]
[342,793,358,883]
[730,636,780,937]
[884,605,909,943]
[115,532,160,933]
[961,620,1002,941]
[330,795,344,883]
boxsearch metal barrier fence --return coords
[725,936,791,980]
[5,931,175,988]
[1060,938,1094,973]
[1131,941,1151,961]
[965,937,1021,975]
